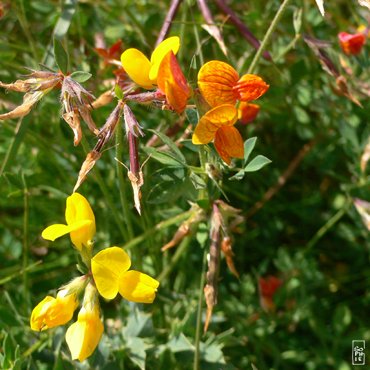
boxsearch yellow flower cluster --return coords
[30,193,159,362]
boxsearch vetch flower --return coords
[30,289,78,331]
[120,36,180,89]
[338,32,366,55]
[42,192,96,251]
[91,246,159,303]
[157,51,191,113]
[66,283,103,362]
[197,60,269,108]
[192,104,244,164]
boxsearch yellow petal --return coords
[214,126,244,165]
[198,61,239,107]
[121,48,153,89]
[66,308,104,362]
[41,220,92,243]
[118,270,159,303]
[30,292,78,331]
[149,36,180,82]
[92,247,131,300]
[65,193,96,249]
[192,104,238,145]
[234,74,269,102]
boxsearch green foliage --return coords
[0,0,369,369]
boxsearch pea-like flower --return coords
[120,36,180,89]
[338,31,366,55]
[66,283,104,362]
[91,246,159,303]
[30,289,79,331]
[238,102,260,124]
[197,60,269,108]
[41,192,96,251]
[157,51,191,114]
[192,104,243,164]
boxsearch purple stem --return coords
[155,0,183,47]
[214,0,272,61]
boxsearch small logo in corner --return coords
[352,340,365,365]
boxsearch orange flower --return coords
[238,102,260,124]
[157,51,191,114]
[338,32,366,55]
[192,104,243,164]
[259,276,283,312]
[198,61,269,107]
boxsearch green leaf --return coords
[148,129,186,164]
[228,169,245,181]
[53,38,69,74]
[126,337,146,370]
[243,137,257,165]
[185,108,199,125]
[143,147,185,168]
[244,155,272,172]
[114,84,123,99]
[167,333,194,353]
[70,71,92,83]
[189,172,207,189]
[293,8,303,35]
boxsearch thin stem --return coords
[22,172,30,312]
[305,201,351,253]
[247,0,292,74]
[155,0,183,46]
[80,136,129,241]
[122,210,193,250]
[116,127,134,239]
[157,236,191,282]
[193,249,207,370]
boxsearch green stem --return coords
[193,249,207,370]
[122,210,193,250]
[22,173,30,312]
[116,127,135,240]
[305,201,350,253]
[247,0,292,73]
[157,236,191,282]
[80,136,129,241]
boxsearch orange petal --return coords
[238,102,260,124]
[192,104,238,145]
[157,51,191,114]
[233,74,269,102]
[214,126,244,164]
[198,61,239,107]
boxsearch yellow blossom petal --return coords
[198,60,239,107]
[30,291,78,331]
[66,307,103,362]
[91,247,131,300]
[121,48,153,89]
[118,270,159,303]
[65,193,96,250]
[192,104,238,145]
[41,220,92,242]
[214,126,244,165]
[149,36,180,82]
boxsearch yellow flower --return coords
[42,192,96,251]
[66,284,103,362]
[192,104,244,164]
[91,246,159,303]
[30,289,78,331]
[121,36,180,89]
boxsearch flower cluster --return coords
[31,193,159,362]
[192,61,269,164]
